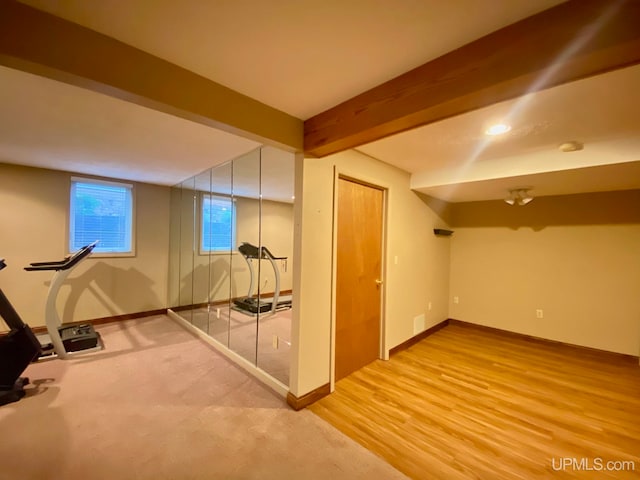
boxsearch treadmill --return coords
[233,242,292,315]
[25,241,102,359]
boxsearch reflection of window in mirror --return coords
[200,193,236,255]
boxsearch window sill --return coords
[197,250,239,257]
[82,251,136,259]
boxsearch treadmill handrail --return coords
[261,245,287,261]
[28,260,68,267]
[238,242,287,261]
[24,241,99,272]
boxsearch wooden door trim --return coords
[337,174,386,191]
[330,170,388,390]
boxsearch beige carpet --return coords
[0,315,406,480]
[189,307,291,385]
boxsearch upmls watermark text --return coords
[551,457,636,472]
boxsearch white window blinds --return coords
[70,179,133,253]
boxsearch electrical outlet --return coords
[536,309,544,319]
[216,308,220,319]
[428,302,432,311]
[453,296,459,304]
[413,314,425,335]
[272,335,279,349]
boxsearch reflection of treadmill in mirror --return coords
[233,242,292,315]
[24,241,102,359]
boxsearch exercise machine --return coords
[233,242,292,315]
[25,241,101,359]
[0,258,42,406]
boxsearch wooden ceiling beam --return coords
[304,0,640,157]
[0,0,303,151]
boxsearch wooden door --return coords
[335,177,384,381]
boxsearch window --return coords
[201,194,235,253]
[69,178,134,254]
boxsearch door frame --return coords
[330,167,389,391]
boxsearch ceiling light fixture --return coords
[558,141,584,152]
[485,123,511,136]
[504,188,534,206]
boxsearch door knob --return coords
[375,279,383,285]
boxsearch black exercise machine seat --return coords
[24,241,101,359]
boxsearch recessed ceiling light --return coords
[559,141,584,152]
[485,123,511,136]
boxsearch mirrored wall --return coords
[168,146,294,387]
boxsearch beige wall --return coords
[0,163,170,329]
[258,199,295,293]
[449,190,640,356]
[291,150,451,396]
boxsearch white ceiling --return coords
[2,0,638,204]
[359,64,640,202]
[19,0,563,120]
[0,65,263,185]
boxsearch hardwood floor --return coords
[309,323,640,479]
